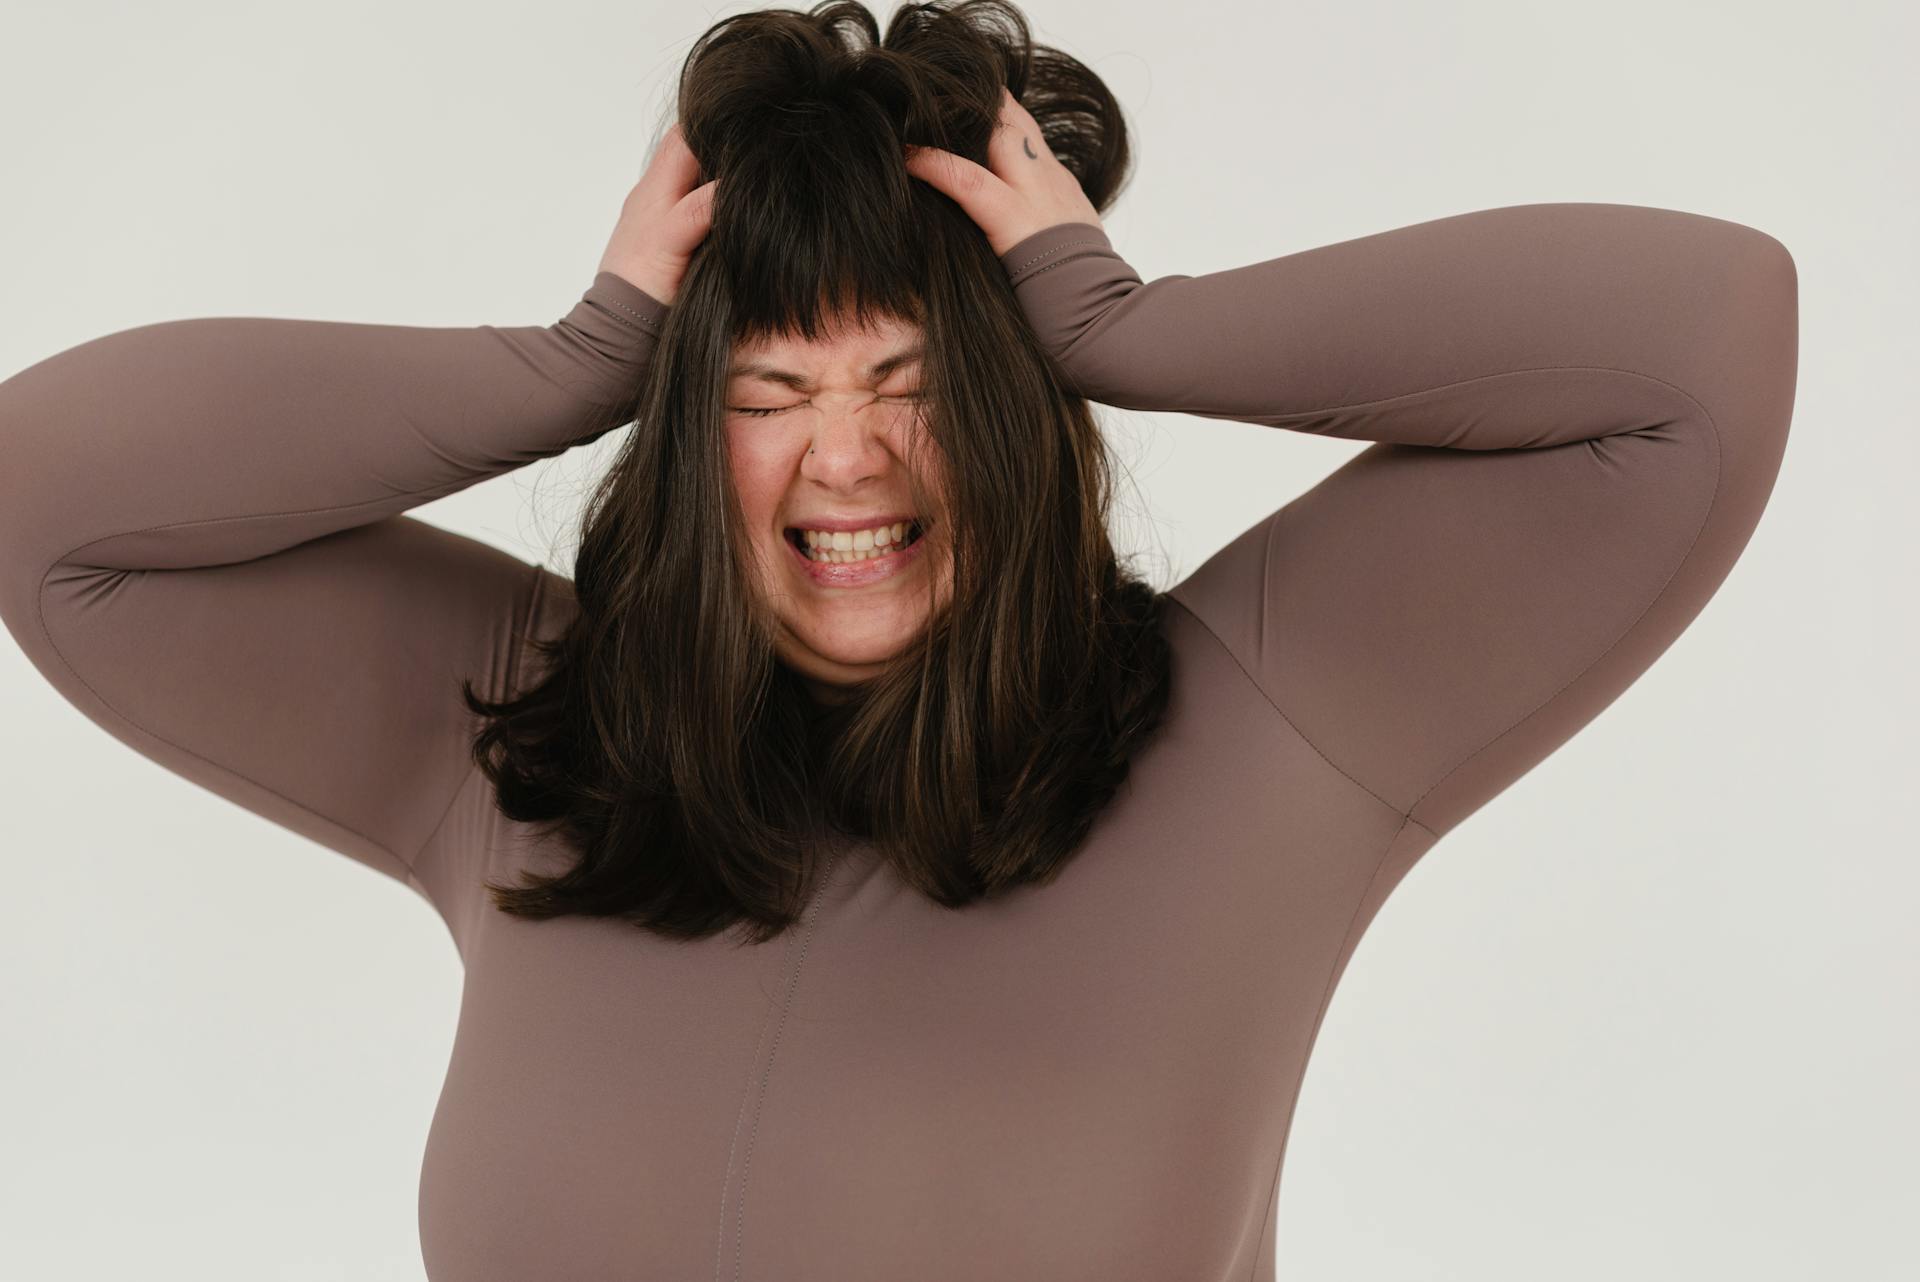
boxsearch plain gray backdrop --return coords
[1,1,1912,1278]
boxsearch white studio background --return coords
[0,1,1911,1279]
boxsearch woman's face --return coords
[725,311,952,698]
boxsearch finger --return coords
[983,87,1049,180]
[661,178,719,257]
[681,178,718,236]
[903,145,1015,224]
[1000,84,1043,135]
[983,114,1049,186]
[639,121,703,200]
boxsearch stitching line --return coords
[1163,363,1720,837]
[409,560,548,876]
[410,756,479,885]
[1401,383,1723,825]
[33,492,570,888]
[1118,360,1689,424]
[1007,237,1115,283]
[598,296,664,338]
[711,923,801,1282]
[1008,234,1111,274]
[31,557,415,877]
[51,482,466,545]
[25,353,630,888]
[717,849,839,1281]
[1162,592,1406,823]
[509,560,547,693]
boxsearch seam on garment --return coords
[29,359,620,878]
[1402,382,1723,825]
[509,560,548,693]
[37,494,560,885]
[713,925,801,1282]
[1246,812,1414,1280]
[1161,592,1408,824]
[1006,237,1116,283]
[1126,361,1691,425]
[410,770,484,908]
[410,560,547,876]
[403,861,433,900]
[717,850,839,1282]
[31,558,414,879]
[1162,363,1717,835]
[47,477,476,547]
[595,293,664,338]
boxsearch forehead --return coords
[728,311,925,383]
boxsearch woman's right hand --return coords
[596,121,717,307]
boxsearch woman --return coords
[0,2,1796,1278]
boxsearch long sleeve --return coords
[0,270,670,910]
[997,203,1797,840]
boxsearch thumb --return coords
[661,178,719,259]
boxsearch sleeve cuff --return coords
[998,221,1118,288]
[583,270,671,341]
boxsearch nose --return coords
[799,394,897,488]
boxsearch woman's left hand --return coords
[902,86,1105,256]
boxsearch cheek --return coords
[890,418,945,492]
[725,432,792,528]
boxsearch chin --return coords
[774,613,927,683]
[754,544,952,686]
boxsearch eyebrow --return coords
[726,344,924,390]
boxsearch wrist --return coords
[597,256,681,309]
[583,271,671,343]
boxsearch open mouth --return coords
[784,519,928,564]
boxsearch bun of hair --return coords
[673,0,1130,289]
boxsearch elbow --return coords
[1732,224,1799,431]
[1678,215,1798,430]
[1690,223,1798,529]
[1713,213,1796,327]
[1750,224,1796,282]
[1742,226,1798,334]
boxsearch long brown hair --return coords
[463,0,1171,944]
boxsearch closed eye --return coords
[729,395,926,418]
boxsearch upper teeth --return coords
[802,522,911,551]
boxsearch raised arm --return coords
[0,271,668,915]
[996,202,1797,840]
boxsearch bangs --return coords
[724,229,931,350]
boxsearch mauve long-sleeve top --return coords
[0,203,1797,1281]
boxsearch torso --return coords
[415,600,1436,1282]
